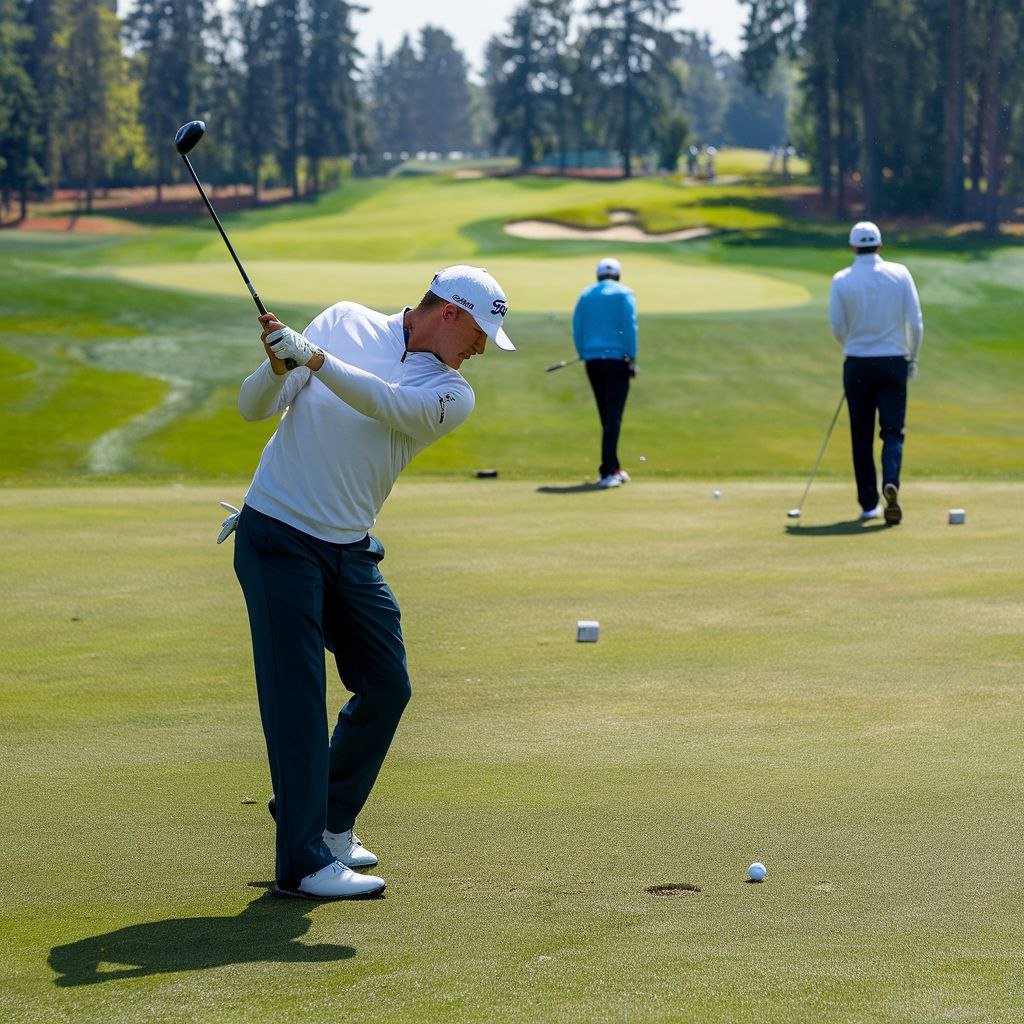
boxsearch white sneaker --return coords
[859,506,881,521]
[278,860,385,900]
[615,469,630,483]
[324,828,378,868]
[598,474,622,489]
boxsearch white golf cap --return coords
[429,265,514,351]
[849,221,882,247]
[597,257,621,279]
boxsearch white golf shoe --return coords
[859,506,881,521]
[598,474,622,489]
[324,828,379,868]
[277,860,385,900]
[615,469,630,483]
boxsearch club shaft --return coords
[546,357,582,372]
[795,393,846,511]
[179,153,266,316]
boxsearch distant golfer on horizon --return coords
[830,222,923,524]
[572,257,638,489]
[230,266,514,900]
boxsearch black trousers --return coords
[233,506,410,888]
[843,356,908,512]
[585,358,632,478]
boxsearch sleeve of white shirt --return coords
[313,352,475,441]
[902,271,924,362]
[829,278,847,345]
[237,359,312,421]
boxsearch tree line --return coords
[1,0,792,217]
[742,0,1023,230]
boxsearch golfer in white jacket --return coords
[830,222,923,525]
[231,266,513,900]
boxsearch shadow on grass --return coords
[48,886,355,986]
[785,519,890,536]
[536,482,603,494]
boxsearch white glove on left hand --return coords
[217,501,241,544]
[266,327,321,367]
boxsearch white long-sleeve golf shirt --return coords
[829,253,924,361]
[238,302,474,543]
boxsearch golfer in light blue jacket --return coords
[572,257,638,488]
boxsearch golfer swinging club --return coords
[829,222,923,524]
[230,266,514,899]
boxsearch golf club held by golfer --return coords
[173,119,296,370]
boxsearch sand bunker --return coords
[505,214,712,243]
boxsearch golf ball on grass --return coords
[748,862,767,882]
[713,490,721,499]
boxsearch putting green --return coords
[109,255,810,315]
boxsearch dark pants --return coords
[585,358,632,478]
[233,506,410,889]
[843,356,909,512]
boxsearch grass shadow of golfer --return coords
[536,482,602,494]
[786,519,890,537]
[48,886,354,987]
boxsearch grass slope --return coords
[2,481,1022,1023]
[2,173,1022,481]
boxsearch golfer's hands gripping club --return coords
[259,313,322,373]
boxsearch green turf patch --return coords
[107,255,811,315]
[2,480,1023,1023]
[2,174,1022,482]
[0,345,168,479]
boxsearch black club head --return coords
[174,120,206,155]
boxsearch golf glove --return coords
[266,327,321,367]
[217,501,240,544]
[907,359,918,380]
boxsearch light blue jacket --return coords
[572,280,638,361]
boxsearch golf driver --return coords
[787,393,846,518]
[545,357,582,373]
[173,119,295,369]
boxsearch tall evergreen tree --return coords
[485,0,573,170]
[0,0,41,219]
[229,0,281,199]
[303,0,363,192]
[416,26,472,154]
[23,0,70,199]
[62,0,140,209]
[581,0,681,177]
[126,0,214,202]
[260,0,304,196]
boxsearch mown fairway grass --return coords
[2,166,1023,1021]
[2,481,1022,1024]
[1,173,1022,481]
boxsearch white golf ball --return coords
[639,455,646,462]
[748,862,767,882]
[713,489,721,499]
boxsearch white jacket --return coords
[829,253,923,361]
[239,303,474,543]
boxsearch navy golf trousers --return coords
[586,358,632,479]
[233,505,410,889]
[843,356,909,512]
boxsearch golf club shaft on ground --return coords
[177,150,296,370]
[793,393,845,514]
